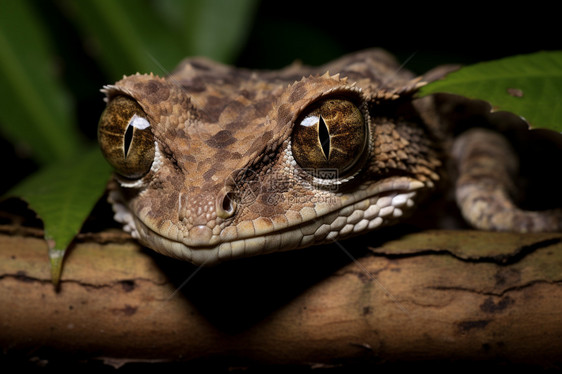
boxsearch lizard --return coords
[97,48,562,265]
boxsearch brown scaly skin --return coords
[97,49,562,265]
[453,128,562,232]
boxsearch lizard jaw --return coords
[108,177,427,266]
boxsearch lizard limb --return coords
[453,128,562,232]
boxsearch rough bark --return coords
[1,228,561,369]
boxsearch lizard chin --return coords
[108,176,428,266]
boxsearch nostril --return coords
[217,190,237,219]
[222,192,235,214]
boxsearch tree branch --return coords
[1,229,561,369]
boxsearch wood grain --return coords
[1,229,561,369]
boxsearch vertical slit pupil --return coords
[318,116,330,160]
[123,123,134,158]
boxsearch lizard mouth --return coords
[109,176,426,266]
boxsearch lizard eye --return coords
[98,96,155,179]
[291,98,367,179]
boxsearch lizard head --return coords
[98,50,443,265]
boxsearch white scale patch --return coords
[300,115,319,127]
[129,114,150,130]
[108,189,140,239]
[315,190,418,241]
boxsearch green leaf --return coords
[0,0,82,163]
[63,0,258,80]
[61,0,186,79]
[7,147,112,285]
[176,0,259,63]
[419,51,562,132]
